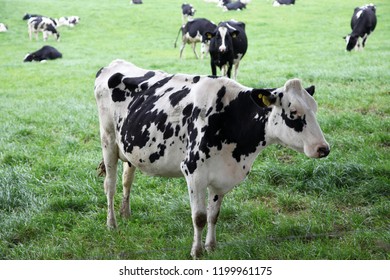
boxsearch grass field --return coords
[0,0,389,260]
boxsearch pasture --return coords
[0,0,389,260]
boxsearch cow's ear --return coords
[305,85,315,96]
[231,30,240,38]
[204,31,216,40]
[250,89,277,108]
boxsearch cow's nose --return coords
[219,46,226,53]
[318,146,330,158]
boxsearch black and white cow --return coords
[28,16,60,41]
[23,45,62,62]
[222,1,247,11]
[206,20,247,80]
[344,4,377,51]
[95,59,330,259]
[131,0,143,4]
[58,16,80,27]
[174,18,217,59]
[273,0,295,6]
[182,3,196,23]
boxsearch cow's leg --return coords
[120,162,136,218]
[101,134,119,228]
[205,189,224,253]
[233,61,240,80]
[184,173,207,259]
[191,42,199,59]
[211,62,217,76]
[362,34,368,48]
[226,65,233,79]
[179,40,186,59]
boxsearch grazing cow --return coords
[206,20,247,80]
[131,0,143,4]
[182,3,196,23]
[273,0,295,6]
[28,16,60,41]
[58,16,80,27]
[223,1,247,11]
[23,45,62,62]
[344,4,377,51]
[174,18,217,59]
[0,23,7,32]
[94,59,330,259]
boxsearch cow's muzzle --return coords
[317,145,330,158]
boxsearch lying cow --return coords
[95,59,330,258]
[23,13,44,20]
[23,45,62,62]
[28,16,60,41]
[58,16,80,27]
[344,4,377,51]
[222,1,247,11]
[182,3,196,23]
[174,18,216,59]
[207,20,247,80]
[273,0,295,6]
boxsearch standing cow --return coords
[95,59,330,259]
[207,20,247,80]
[344,4,377,51]
[273,0,295,6]
[174,18,217,59]
[27,16,60,41]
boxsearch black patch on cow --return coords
[198,91,271,163]
[108,73,125,89]
[112,88,128,102]
[213,195,219,202]
[216,86,226,112]
[149,143,166,163]
[193,76,200,83]
[117,75,174,155]
[281,109,307,132]
[169,87,191,107]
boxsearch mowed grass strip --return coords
[0,0,389,259]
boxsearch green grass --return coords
[0,0,389,260]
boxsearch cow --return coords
[222,1,247,11]
[0,23,7,32]
[131,0,143,4]
[182,3,196,24]
[174,18,217,59]
[344,4,377,51]
[27,16,60,41]
[206,20,247,80]
[58,16,80,27]
[94,59,330,259]
[273,0,295,6]
[23,45,62,62]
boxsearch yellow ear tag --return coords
[207,34,212,39]
[258,93,271,106]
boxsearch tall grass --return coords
[0,0,389,259]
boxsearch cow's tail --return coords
[174,25,183,48]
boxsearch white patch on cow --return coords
[356,10,363,19]
[218,26,228,52]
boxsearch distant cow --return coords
[344,4,377,51]
[23,45,62,62]
[28,16,60,41]
[58,16,80,27]
[182,3,196,23]
[174,18,217,59]
[131,0,143,4]
[207,20,248,80]
[223,1,247,11]
[273,0,295,6]
[0,23,7,32]
[94,59,330,259]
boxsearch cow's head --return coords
[205,23,239,53]
[344,34,359,51]
[251,79,330,158]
